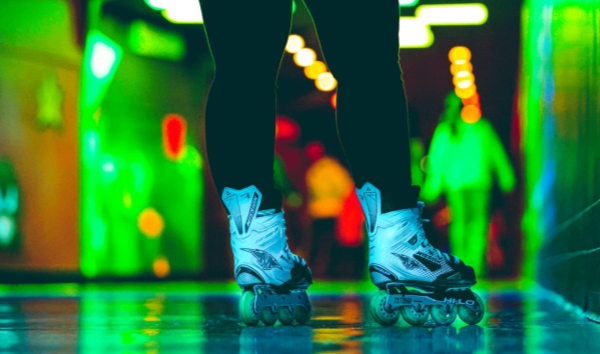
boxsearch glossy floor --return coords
[0,281,597,353]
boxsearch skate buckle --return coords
[252,285,310,313]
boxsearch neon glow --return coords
[416,4,488,26]
[162,114,187,161]
[399,18,434,48]
[285,34,305,54]
[91,42,117,79]
[399,4,488,48]
[399,0,419,6]
[128,20,185,61]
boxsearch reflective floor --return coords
[0,280,598,353]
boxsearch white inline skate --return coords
[356,183,485,327]
[223,186,313,326]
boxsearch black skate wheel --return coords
[279,306,295,325]
[295,305,312,325]
[400,290,430,326]
[370,290,399,326]
[260,307,278,326]
[239,291,260,326]
[457,292,485,325]
[431,304,457,326]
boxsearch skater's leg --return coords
[447,191,468,263]
[200,1,312,327]
[200,0,293,210]
[303,0,414,211]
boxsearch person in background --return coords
[423,92,516,277]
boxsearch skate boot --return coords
[222,185,313,326]
[356,182,485,327]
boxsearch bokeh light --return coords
[304,61,327,79]
[285,34,305,54]
[457,79,474,89]
[162,114,187,161]
[462,92,480,106]
[453,72,474,86]
[451,62,473,75]
[294,48,316,67]
[461,104,482,123]
[455,85,477,99]
[331,92,337,109]
[153,256,170,278]
[91,42,117,79]
[138,208,165,238]
[448,46,472,63]
[316,72,337,91]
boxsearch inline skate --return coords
[356,182,485,327]
[223,186,313,326]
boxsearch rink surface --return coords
[0,280,598,353]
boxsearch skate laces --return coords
[258,210,306,266]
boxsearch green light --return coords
[90,42,117,79]
[144,0,168,10]
[399,17,434,48]
[399,0,419,6]
[128,20,186,61]
[416,4,489,26]
[161,0,203,24]
[82,31,123,114]
[400,3,489,49]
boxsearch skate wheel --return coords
[295,305,312,325]
[458,292,485,325]
[430,304,457,326]
[278,306,295,325]
[370,290,399,326]
[260,307,278,326]
[400,290,430,326]
[239,291,260,326]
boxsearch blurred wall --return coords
[520,0,600,320]
[0,0,81,273]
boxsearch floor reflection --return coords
[0,282,598,353]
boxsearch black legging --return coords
[200,0,415,212]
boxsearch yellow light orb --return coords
[453,73,475,87]
[455,85,477,99]
[285,34,305,54]
[457,80,474,89]
[461,104,482,124]
[294,48,316,67]
[138,208,165,238]
[455,70,471,78]
[450,62,473,75]
[448,46,472,63]
[315,72,337,91]
[304,61,327,79]
[153,256,170,278]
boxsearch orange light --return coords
[455,85,477,99]
[138,208,165,238]
[448,46,472,63]
[331,92,337,109]
[450,62,473,75]
[153,256,170,278]
[461,104,482,124]
[462,92,480,106]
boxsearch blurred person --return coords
[422,92,516,277]
[201,0,486,327]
